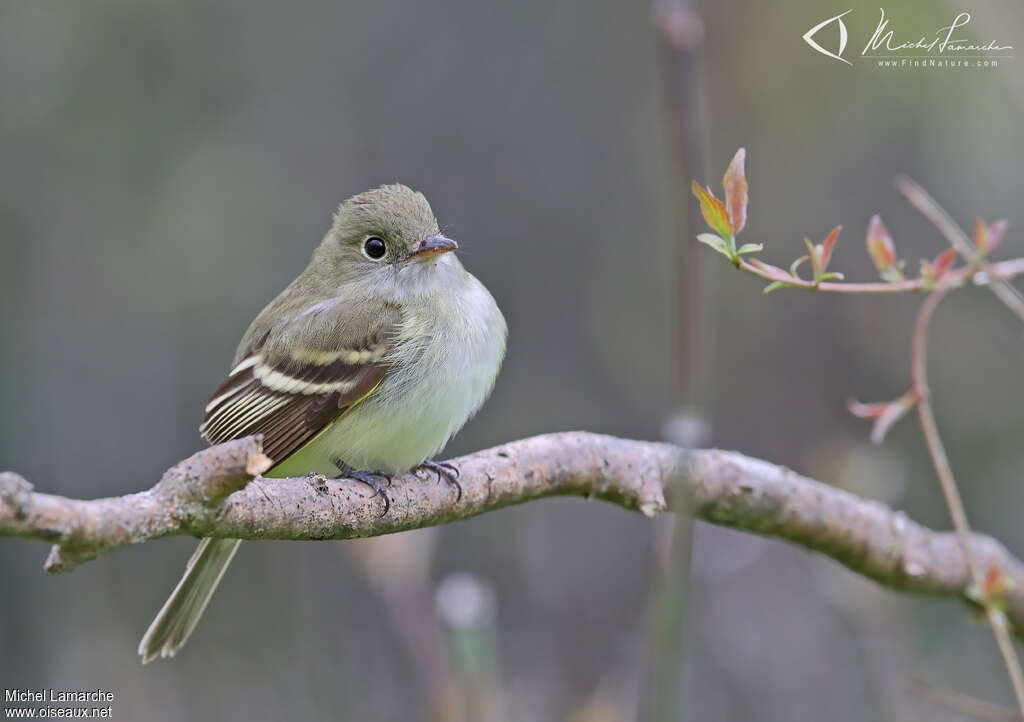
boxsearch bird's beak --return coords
[411,235,458,259]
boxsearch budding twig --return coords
[896,174,1024,322]
[692,150,1024,714]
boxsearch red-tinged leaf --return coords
[974,218,1009,254]
[691,181,733,239]
[981,562,1015,600]
[870,400,916,444]
[969,563,1015,610]
[748,258,792,282]
[849,392,916,444]
[820,226,841,271]
[847,400,890,419]
[968,562,1015,609]
[988,219,1009,252]
[931,248,956,281]
[866,215,896,272]
[984,563,1002,596]
[722,148,748,235]
[974,216,989,252]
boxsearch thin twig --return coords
[737,255,1024,294]
[896,174,1024,322]
[910,289,1024,714]
[909,678,1022,722]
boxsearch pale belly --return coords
[270,274,506,477]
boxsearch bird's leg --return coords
[332,460,393,515]
[416,460,462,502]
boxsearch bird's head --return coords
[312,184,459,297]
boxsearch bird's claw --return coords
[416,460,462,501]
[345,470,393,516]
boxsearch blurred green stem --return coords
[437,574,503,722]
[648,497,695,722]
[651,0,707,719]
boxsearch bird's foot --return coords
[342,469,393,515]
[416,460,462,501]
[307,472,329,493]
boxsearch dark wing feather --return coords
[199,301,397,465]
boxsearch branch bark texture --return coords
[2,432,1022,636]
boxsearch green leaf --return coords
[736,243,764,255]
[880,267,904,283]
[763,281,788,293]
[696,233,731,257]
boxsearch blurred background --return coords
[2,0,1024,720]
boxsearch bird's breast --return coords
[308,272,506,474]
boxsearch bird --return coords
[139,184,507,663]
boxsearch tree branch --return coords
[2,431,1023,638]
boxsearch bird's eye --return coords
[363,236,387,260]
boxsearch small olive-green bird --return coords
[139,184,507,663]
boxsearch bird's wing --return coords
[199,298,401,464]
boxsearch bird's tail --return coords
[138,537,242,663]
